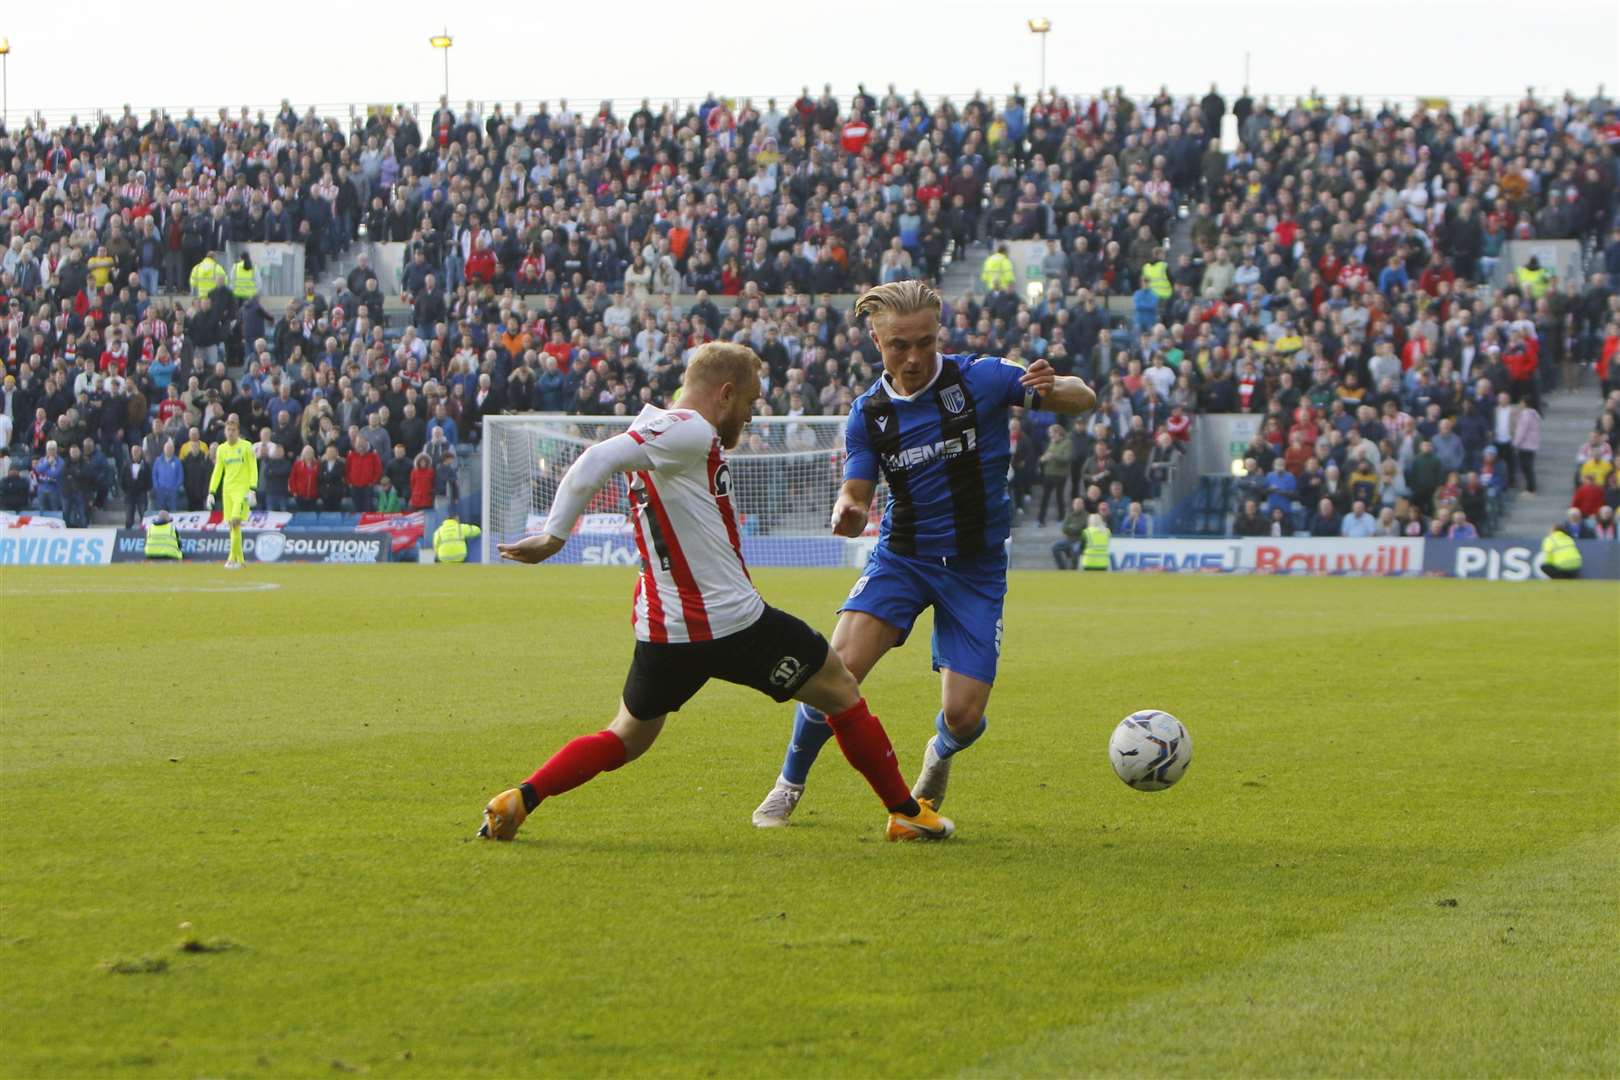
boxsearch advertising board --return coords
[111,530,387,564]
[1423,538,1620,581]
[0,527,116,565]
[1108,538,1424,576]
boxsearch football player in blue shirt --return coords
[753,280,1097,827]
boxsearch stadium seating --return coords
[2,88,1617,543]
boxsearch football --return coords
[1109,710,1193,791]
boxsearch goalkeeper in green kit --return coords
[207,415,259,569]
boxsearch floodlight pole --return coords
[0,39,10,132]
[1027,19,1051,94]
[430,30,453,101]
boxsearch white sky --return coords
[3,0,1617,126]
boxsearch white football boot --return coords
[910,736,952,810]
[751,779,804,828]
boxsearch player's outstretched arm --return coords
[831,479,876,537]
[1020,359,1097,415]
[498,433,654,565]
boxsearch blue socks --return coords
[780,705,989,785]
[780,703,835,785]
[932,711,987,759]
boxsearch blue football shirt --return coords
[845,353,1037,558]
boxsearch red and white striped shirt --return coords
[621,406,761,644]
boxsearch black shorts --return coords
[621,605,830,720]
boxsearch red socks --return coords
[523,730,628,804]
[825,698,913,810]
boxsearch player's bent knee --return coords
[941,705,985,737]
[828,611,900,680]
[796,651,861,716]
[940,676,992,737]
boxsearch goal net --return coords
[481,414,879,568]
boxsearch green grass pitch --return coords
[2,565,1617,1078]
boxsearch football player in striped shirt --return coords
[480,343,953,843]
[753,280,1097,826]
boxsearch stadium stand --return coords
[1,86,1617,547]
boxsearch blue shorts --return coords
[839,544,1008,685]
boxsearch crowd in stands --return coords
[0,83,1617,539]
[1567,390,1620,538]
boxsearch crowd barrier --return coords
[4,527,1616,579]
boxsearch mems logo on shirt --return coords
[881,428,977,472]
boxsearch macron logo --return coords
[876,415,889,431]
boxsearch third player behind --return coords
[752,280,1096,827]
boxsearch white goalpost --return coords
[480,414,878,568]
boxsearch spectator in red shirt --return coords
[409,452,436,510]
[1599,322,1618,393]
[516,246,544,294]
[288,445,320,511]
[346,440,383,511]
[1572,479,1606,520]
[1287,405,1319,447]
[1164,404,1192,443]
[1503,332,1540,405]
[840,118,871,155]
[1419,262,1455,297]
[465,237,497,287]
[1318,250,1343,284]
[99,330,129,376]
[1282,430,1314,475]
[156,384,186,428]
[1337,258,1369,291]
[1401,330,1430,371]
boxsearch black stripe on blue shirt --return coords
[862,388,917,555]
[933,359,988,555]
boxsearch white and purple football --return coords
[1109,710,1193,791]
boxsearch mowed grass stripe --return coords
[967,826,1620,1078]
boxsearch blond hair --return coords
[684,342,762,390]
[854,280,942,323]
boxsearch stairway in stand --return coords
[937,242,988,306]
[1493,387,1599,537]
